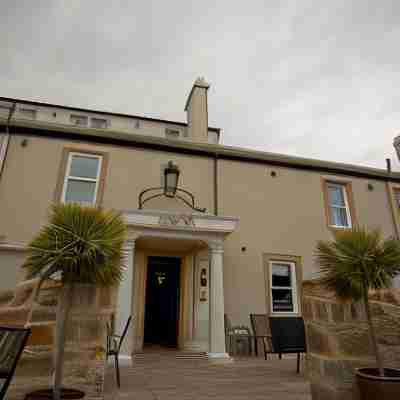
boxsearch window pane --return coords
[70,115,88,126]
[330,206,348,227]
[70,156,99,179]
[272,263,291,287]
[91,118,108,129]
[65,179,96,204]
[20,109,37,119]
[271,289,294,312]
[165,128,180,139]
[328,184,345,206]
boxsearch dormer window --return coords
[91,118,108,129]
[20,108,37,119]
[0,104,12,116]
[70,114,88,126]
[165,128,180,140]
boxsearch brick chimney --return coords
[185,77,210,143]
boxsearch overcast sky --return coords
[1,1,399,169]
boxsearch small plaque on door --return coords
[155,271,167,286]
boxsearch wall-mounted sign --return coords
[200,268,207,287]
[199,260,209,302]
[159,214,195,227]
[200,289,207,302]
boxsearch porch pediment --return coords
[123,209,239,236]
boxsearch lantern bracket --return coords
[138,186,206,213]
[138,161,206,213]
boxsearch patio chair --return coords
[106,316,132,388]
[269,317,306,373]
[0,325,31,399]
[224,314,234,354]
[230,326,252,356]
[249,314,273,359]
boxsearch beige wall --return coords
[219,160,398,326]
[0,135,214,243]
[0,249,27,291]
[0,134,398,328]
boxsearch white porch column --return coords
[183,254,196,350]
[208,242,229,359]
[116,237,136,357]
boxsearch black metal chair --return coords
[0,325,31,399]
[269,317,307,373]
[106,316,132,388]
[249,314,273,358]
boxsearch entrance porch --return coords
[115,209,239,359]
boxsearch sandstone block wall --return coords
[0,281,117,400]
[303,281,400,400]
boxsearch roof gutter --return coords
[0,102,16,181]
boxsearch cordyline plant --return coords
[315,227,400,377]
[23,203,127,400]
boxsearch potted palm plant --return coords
[23,203,126,400]
[315,227,400,399]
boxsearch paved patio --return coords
[104,353,311,400]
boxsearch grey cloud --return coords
[1,0,399,169]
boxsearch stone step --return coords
[26,321,54,326]
[132,351,208,361]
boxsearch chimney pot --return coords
[386,158,392,173]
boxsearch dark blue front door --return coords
[144,256,181,347]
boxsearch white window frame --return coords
[61,152,102,205]
[269,261,298,315]
[327,182,352,229]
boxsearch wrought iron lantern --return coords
[164,161,180,197]
[138,161,206,212]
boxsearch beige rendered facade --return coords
[1,78,400,358]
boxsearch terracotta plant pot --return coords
[355,368,400,400]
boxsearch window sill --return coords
[328,225,352,233]
[270,311,300,316]
[270,313,301,318]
